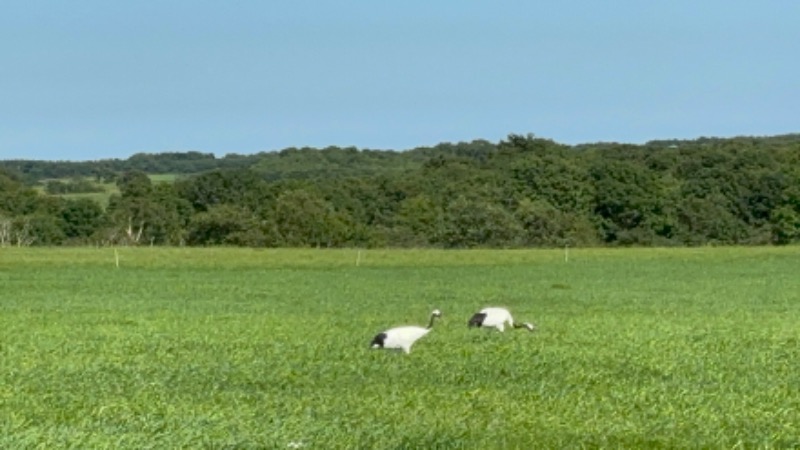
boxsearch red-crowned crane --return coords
[370,309,442,354]
[467,307,535,332]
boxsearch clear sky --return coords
[1,1,798,161]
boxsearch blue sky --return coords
[1,1,798,161]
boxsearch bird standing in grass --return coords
[467,307,535,332]
[370,309,442,354]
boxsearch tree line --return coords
[1,134,799,247]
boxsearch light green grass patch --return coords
[147,173,180,183]
[1,247,799,448]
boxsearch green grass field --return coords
[1,247,799,448]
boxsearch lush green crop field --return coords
[1,247,799,448]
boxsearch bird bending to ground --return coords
[370,309,442,354]
[467,307,535,332]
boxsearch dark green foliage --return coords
[675,195,748,245]
[186,204,266,246]
[1,134,799,247]
[174,168,272,212]
[590,159,659,242]
[0,151,249,182]
[253,146,419,181]
[273,189,350,247]
[60,199,105,241]
[0,172,44,216]
[515,198,597,247]
[439,195,521,248]
[17,213,66,245]
[770,206,800,245]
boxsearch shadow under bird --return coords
[467,307,536,332]
[370,309,442,354]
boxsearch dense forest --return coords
[1,133,799,247]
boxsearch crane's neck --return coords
[427,314,438,329]
[513,321,536,332]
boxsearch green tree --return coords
[60,198,104,241]
[589,159,668,244]
[675,195,747,245]
[508,155,593,211]
[186,204,264,246]
[176,169,271,212]
[392,194,443,247]
[117,170,153,198]
[273,189,349,247]
[439,195,521,248]
[770,206,800,245]
[26,213,66,245]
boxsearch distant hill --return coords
[2,133,798,248]
[0,140,499,184]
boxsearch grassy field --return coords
[1,247,799,448]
